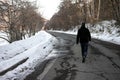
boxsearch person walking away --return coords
[76,22,91,63]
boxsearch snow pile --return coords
[0,20,120,80]
[88,20,120,44]
[0,31,9,46]
[0,31,58,80]
[54,20,120,45]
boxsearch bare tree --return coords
[96,0,101,21]
[0,0,21,42]
[19,1,44,37]
[47,0,118,30]
[0,0,44,43]
[110,0,120,24]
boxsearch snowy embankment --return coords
[0,31,58,80]
[89,20,120,45]
[0,31,9,46]
[53,20,120,45]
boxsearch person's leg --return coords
[84,43,88,58]
[80,43,84,58]
[80,43,86,63]
[81,43,89,63]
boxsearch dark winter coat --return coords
[76,25,91,43]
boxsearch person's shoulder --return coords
[86,28,90,33]
[85,27,89,30]
[84,28,89,31]
[78,28,82,31]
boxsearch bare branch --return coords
[0,37,10,43]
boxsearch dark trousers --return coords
[80,43,88,58]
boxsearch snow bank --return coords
[0,31,9,46]
[54,20,120,45]
[88,20,120,45]
[0,31,58,80]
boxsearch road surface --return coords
[25,31,120,80]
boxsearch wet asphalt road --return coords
[25,31,120,80]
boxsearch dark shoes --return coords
[82,57,85,63]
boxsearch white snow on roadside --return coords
[0,31,9,46]
[89,20,120,45]
[0,31,58,80]
[53,20,120,45]
[0,20,120,80]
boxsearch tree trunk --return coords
[91,0,95,20]
[97,0,101,21]
[110,0,120,23]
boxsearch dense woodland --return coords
[0,0,45,43]
[46,0,120,30]
[0,0,120,42]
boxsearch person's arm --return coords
[88,30,91,41]
[76,30,79,44]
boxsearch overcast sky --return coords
[34,0,61,20]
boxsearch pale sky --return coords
[36,0,61,20]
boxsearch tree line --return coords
[46,0,120,30]
[0,0,45,43]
